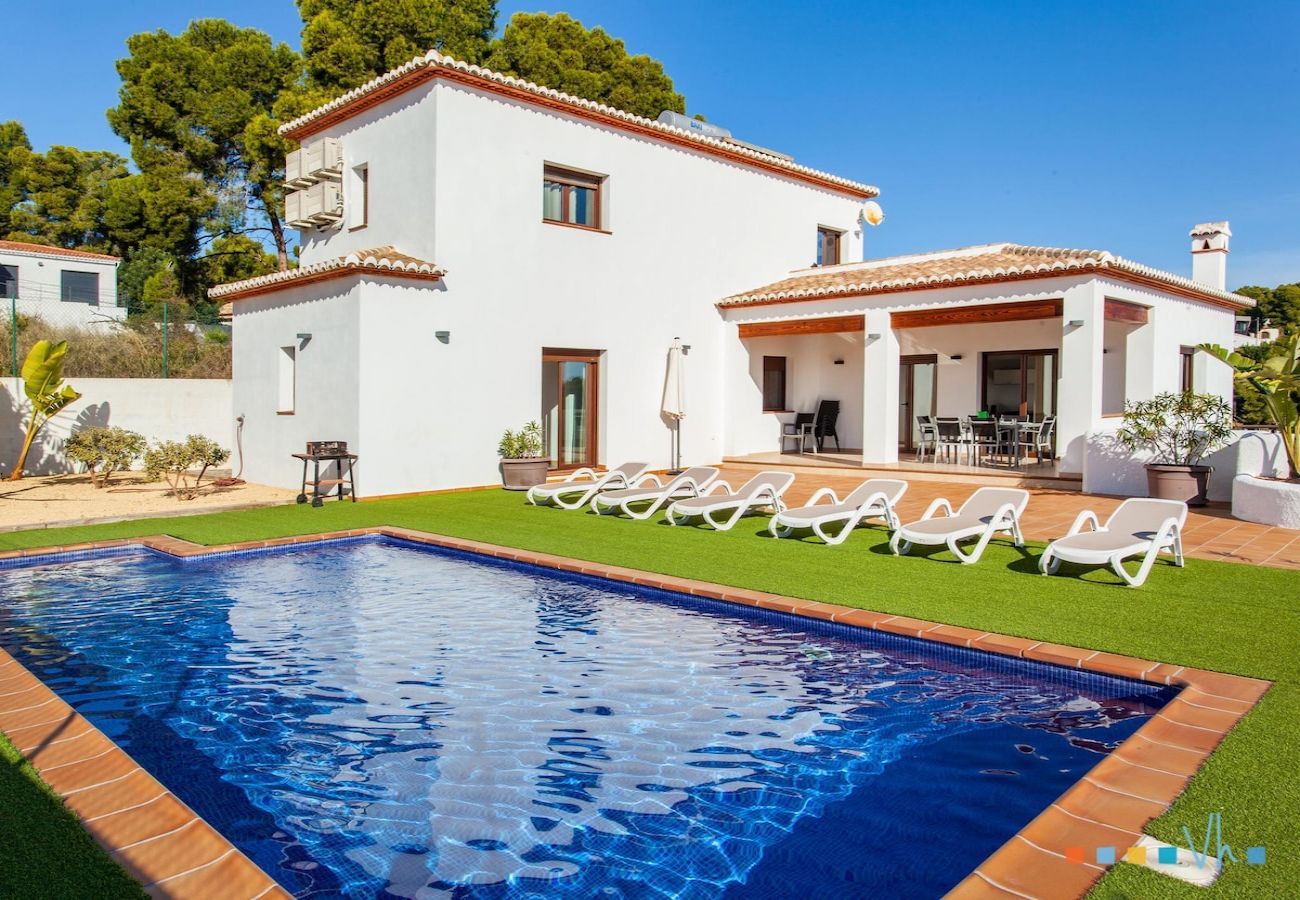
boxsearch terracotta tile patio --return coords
[718,464,1300,569]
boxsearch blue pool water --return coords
[0,538,1172,898]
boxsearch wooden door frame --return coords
[898,354,938,452]
[542,349,600,471]
[979,349,1059,417]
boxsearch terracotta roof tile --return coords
[718,243,1254,310]
[208,246,445,301]
[278,50,876,199]
[0,240,119,262]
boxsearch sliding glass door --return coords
[982,350,1057,419]
[899,355,938,451]
[542,350,599,470]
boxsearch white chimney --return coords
[1190,221,1230,291]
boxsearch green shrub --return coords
[65,426,146,488]
[142,434,230,500]
[498,421,544,458]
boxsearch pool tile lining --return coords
[0,528,1270,900]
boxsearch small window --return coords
[278,346,296,414]
[0,264,16,299]
[816,227,842,266]
[1179,346,1195,393]
[349,164,369,229]
[543,165,603,230]
[762,356,787,411]
[61,270,99,304]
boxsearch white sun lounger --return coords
[768,478,908,545]
[889,487,1029,564]
[525,461,649,509]
[665,471,796,531]
[590,466,720,519]
[1039,498,1188,587]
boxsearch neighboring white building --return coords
[211,50,1253,497]
[0,240,124,327]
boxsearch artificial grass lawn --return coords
[0,490,1296,898]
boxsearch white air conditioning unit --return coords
[302,137,342,181]
[284,189,316,229]
[300,181,344,226]
[284,150,314,189]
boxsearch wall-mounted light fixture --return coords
[681,343,691,355]
[296,332,312,349]
[1067,319,1085,328]
[833,358,845,365]
[867,332,882,340]
[435,330,451,344]
[950,353,964,361]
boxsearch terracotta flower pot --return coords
[1145,464,1212,507]
[500,458,549,490]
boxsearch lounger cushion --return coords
[898,514,991,541]
[1047,530,1157,559]
[777,502,865,525]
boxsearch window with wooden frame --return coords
[348,163,369,230]
[816,227,842,266]
[543,165,603,230]
[0,264,16,299]
[762,356,787,411]
[1179,346,1195,393]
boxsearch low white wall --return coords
[1083,422,1274,504]
[1231,431,1300,528]
[1,378,233,477]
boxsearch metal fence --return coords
[3,296,231,379]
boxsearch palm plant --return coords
[9,340,82,481]
[1200,334,1300,479]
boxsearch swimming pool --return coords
[0,537,1173,898]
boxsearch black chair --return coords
[813,400,840,452]
[968,419,1001,466]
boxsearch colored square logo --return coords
[1096,847,1116,865]
[1125,846,1147,865]
[1247,847,1266,865]
[1065,847,1085,865]
[1157,846,1179,865]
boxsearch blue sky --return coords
[7,1,1299,288]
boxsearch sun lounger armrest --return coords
[704,480,734,496]
[990,502,1022,529]
[567,467,597,483]
[1153,517,1183,546]
[808,488,840,506]
[634,473,663,488]
[921,498,954,520]
[1065,510,1100,537]
[859,491,891,512]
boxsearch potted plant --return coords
[1117,391,1233,505]
[498,421,548,490]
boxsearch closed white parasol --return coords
[662,339,686,471]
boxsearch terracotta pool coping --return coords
[0,528,1272,899]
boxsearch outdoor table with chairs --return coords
[915,414,1056,468]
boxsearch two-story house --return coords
[211,50,1252,496]
[0,240,123,328]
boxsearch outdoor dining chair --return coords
[915,415,938,462]
[933,418,966,464]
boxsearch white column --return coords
[862,308,899,464]
[1124,311,1156,404]
[1058,281,1106,473]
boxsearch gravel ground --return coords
[0,471,297,531]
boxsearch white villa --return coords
[211,50,1252,498]
[0,240,124,328]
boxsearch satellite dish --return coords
[860,201,885,226]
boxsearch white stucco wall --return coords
[231,281,361,491]
[1,378,231,477]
